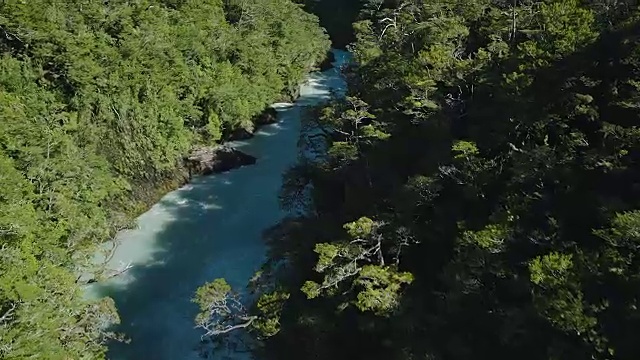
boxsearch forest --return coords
[2,0,640,359]
[194,0,640,360]
[0,0,329,358]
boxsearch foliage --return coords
[0,0,328,357]
[256,1,640,360]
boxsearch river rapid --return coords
[87,49,349,360]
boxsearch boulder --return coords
[185,146,257,176]
[318,51,336,72]
[227,127,254,141]
[254,107,279,126]
[223,107,279,141]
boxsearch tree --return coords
[255,1,640,359]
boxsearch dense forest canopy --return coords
[3,0,640,359]
[0,0,329,358]
[300,0,363,48]
[195,0,640,359]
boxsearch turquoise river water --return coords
[88,50,350,360]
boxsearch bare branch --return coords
[316,220,390,292]
[0,225,18,236]
[379,17,397,40]
[316,263,361,293]
[0,303,17,325]
[200,316,257,337]
[511,0,518,42]
[0,26,23,43]
[103,261,133,280]
[111,105,122,121]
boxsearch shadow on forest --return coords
[90,58,349,360]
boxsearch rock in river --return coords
[227,127,254,141]
[318,50,336,71]
[185,146,257,176]
[254,107,279,126]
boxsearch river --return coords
[87,49,349,360]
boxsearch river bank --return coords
[80,57,334,285]
[84,52,340,272]
[86,49,350,360]
[120,51,339,226]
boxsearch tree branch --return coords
[200,316,257,337]
[0,303,17,325]
[103,261,133,280]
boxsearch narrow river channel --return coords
[87,50,349,360]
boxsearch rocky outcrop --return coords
[224,107,281,141]
[227,127,254,141]
[318,51,336,72]
[255,107,278,126]
[185,146,256,176]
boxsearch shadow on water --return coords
[90,51,350,360]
